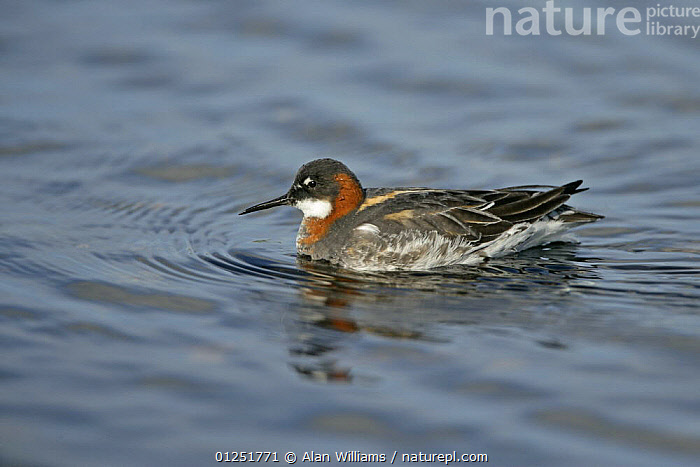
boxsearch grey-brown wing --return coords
[360,181,599,242]
[360,189,510,241]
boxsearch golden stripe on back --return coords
[357,190,425,212]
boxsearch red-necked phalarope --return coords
[239,158,603,271]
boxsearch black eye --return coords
[306,180,316,188]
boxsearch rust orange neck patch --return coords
[298,173,364,245]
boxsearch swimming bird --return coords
[239,158,602,271]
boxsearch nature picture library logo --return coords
[485,0,700,38]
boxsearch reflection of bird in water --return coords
[203,243,599,383]
[285,245,599,382]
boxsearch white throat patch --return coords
[295,198,332,219]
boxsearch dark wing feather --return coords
[500,180,588,195]
[489,187,567,218]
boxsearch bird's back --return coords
[326,182,602,270]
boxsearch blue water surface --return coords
[1,1,699,466]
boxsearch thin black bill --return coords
[239,193,290,215]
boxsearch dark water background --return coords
[1,1,699,466]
